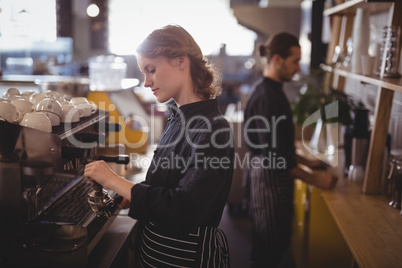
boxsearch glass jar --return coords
[89,55,127,91]
[374,25,401,78]
[387,155,402,209]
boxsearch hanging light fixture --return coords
[87,3,100,17]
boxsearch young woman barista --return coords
[84,25,234,267]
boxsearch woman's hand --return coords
[84,160,135,201]
[84,160,120,189]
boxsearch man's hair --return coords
[258,32,300,63]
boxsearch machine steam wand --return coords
[87,181,114,219]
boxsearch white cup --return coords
[4,87,21,96]
[3,87,22,101]
[75,102,96,117]
[11,99,34,116]
[30,92,48,106]
[35,98,62,117]
[35,98,62,126]
[0,102,22,123]
[21,90,36,100]
[44,90,68,103]
[45,112,61,126]
[43,90,59,98]
[361,55,376,76]
[88,101,97,111]
[70,97,89,106]
[20,112,52,133]
[61,104,82,123]
[58,98,70,106]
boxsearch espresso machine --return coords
[0,109,129,267]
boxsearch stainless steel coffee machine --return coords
[0,110,128,267]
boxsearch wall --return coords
[71,0,108,63]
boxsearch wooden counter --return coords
[297,141,402,267]
[321,174,402,268]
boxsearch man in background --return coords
[243,32,338,268]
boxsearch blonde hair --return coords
[136,25,221,99]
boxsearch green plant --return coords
[292,66,363,126]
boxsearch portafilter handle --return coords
[87,181,114,219]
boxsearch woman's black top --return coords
[243,77,297,173]
[129,99,234,232]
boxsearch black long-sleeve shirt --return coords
[129,99,234,232]
[243,77,297,173]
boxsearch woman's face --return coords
[137,55,186,104]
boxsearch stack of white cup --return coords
[1,87,97,132]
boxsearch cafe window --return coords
[0,0,57,40]
[108,0,256,56]
[0,0,58,74]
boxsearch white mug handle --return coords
[13,110,23,123]
[77,107,85,118]
[89,101,97,114]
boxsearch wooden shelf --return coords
[333,66,402,92]
[317,1,402,266]
[324,0,393,16]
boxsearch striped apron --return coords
[137,221,230,268]
[247,155,294,267]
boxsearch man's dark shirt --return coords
[243,77,297,172]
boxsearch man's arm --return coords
[290,164,338,190]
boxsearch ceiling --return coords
[232,5,301,38]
